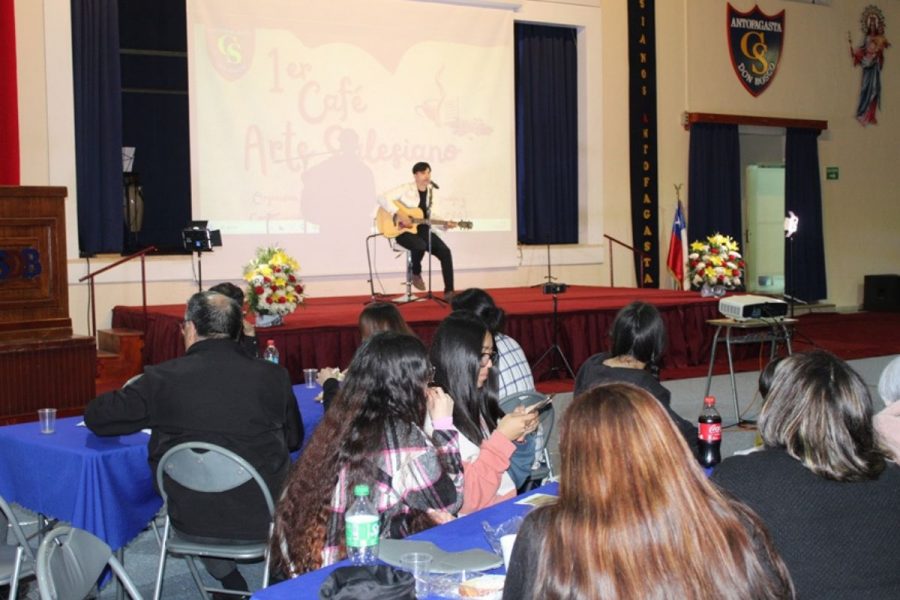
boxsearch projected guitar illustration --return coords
[376,201,473,239]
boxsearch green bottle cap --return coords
[354,484,370,497]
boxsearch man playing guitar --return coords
[377,162,457,299]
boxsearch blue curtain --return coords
[687,123,742,245]
[72,0,123,255]
[785,128,827,302]
[515,24,578,245]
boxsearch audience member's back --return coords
[713,351,900,599]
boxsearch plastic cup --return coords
[500,534,517,571]
[304,368,318,388]
[400,552,432,597]
[38,408,57,434]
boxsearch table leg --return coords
[725,326,740,422]
[116,547,125,600]
[704,326,723,396]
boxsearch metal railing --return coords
[78,246,156,337]
[603,235,650,287]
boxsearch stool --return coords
[388,239,422,304]
[703,317,797,427]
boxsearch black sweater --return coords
[574,352,698,454]
[713,448,900,599]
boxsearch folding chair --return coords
[36,525,142,600]
[153,442,275,600]
[0,494,36,599]
[499,391,556,485]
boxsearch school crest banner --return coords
[727,4,784,97]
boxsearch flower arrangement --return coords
[688,233,746,291]
[243,246,304,317]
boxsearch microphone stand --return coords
[423,184,448,306]
[532,292,576,380]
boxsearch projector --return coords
[718,295,788,321]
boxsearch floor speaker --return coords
[863,274,900,312]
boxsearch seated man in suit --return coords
[86,290,303,595]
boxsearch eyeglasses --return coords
[480,349,498,367]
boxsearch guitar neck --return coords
[411,218,452,226]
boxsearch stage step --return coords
[95,328,144,395]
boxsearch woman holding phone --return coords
[430,311,538,514]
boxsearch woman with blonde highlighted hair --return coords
[714,350,900,598]
[503,383,793,600]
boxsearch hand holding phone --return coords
[527,395,554,413]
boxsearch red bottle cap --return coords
[703,396,716,407]
[267,339,275,345]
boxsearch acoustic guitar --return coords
[376,201,473,239]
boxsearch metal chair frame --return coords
[36,525,142,600]
[152,442,275,600]
[498,391,556,483]
[0,494,37,599]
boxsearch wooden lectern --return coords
[0,187,96,423]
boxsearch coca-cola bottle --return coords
[698,395,722,473]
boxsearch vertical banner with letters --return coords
[627,0,658,287]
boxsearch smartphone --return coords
[527,395,554,413]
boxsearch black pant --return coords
[394,225,454,292]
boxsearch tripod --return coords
[533,293,576,380]
[194,249,204,292]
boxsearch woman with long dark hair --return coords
[714,351,900,598]
[430,312,537,514]
[320,302,415,411]
[504,383,794,600]
[450,288,535,398]
[270,332,462,577]
[574,301,698,453]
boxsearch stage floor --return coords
[113,285,721,386]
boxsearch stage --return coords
[113,286,721,385]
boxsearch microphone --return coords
[430,181,440,190]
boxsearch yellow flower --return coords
[690,241,706,252]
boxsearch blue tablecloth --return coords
[0,416,162,551]
[0,387,323,552]
[251,483,559,599]
[292,383,325,453]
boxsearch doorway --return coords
[739,128,785,295]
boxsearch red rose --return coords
[717,275,725,282]
[278,297,286,303]
[739,261,745,267]
[254,286,264,295]
[711,248,719,255]
[690,260,698,267]
[732,269,740,276]
[270,286,278,292]
[296,284,304,294]
[265,297,273,304]
[263,277,271,283]
[288,275,296,282]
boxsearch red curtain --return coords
[0,0,19,184]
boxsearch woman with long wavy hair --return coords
[430,312,537,514]
[503,383,793,600]
[270,332,463,578]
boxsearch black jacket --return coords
[86,338,303,540]
[574,352,698,454]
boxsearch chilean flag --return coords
[666,201,688,290]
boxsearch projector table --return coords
[704,318,797,427]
